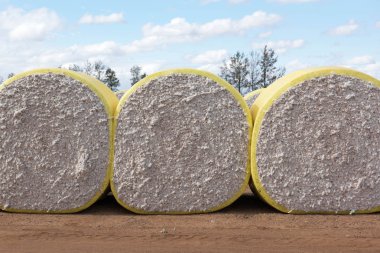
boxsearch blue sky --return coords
[0,0,379,90]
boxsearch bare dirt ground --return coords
[1,191,380,253]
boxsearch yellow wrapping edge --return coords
[0,68,119,214]
[115,90,127,96]
[244,89,264,194]
[250,66,380,214]
[111,68,253,214]
[243,88,264,102]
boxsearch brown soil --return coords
[1,191,380,253]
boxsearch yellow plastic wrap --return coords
[250,66,380,214]
[244,88,264,106]
[111,68,253,214]
[244,88,264,194]
[115,90,127,99]
[0,68,119,213]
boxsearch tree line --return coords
[63,61,120,92]
[220,45,285,95]
[1,45,284,95]
[0,63,146,91]
[0,73,14,84]
[64,61,146,91]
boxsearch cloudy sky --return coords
[0,0,379,90]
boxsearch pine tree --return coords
[130,65,146,86]
[259,45,285,88]
[247,51,261,92]
[68,64,82,72]
[93,61,107,81]
[103,68,120,92]
[220,51,249,94]
[81,60,107,80]
[66,60,121,91]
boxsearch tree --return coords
[130,65,146,86]
[83,61,92,76]
[220,51,249,94]
[81,60,107,80]
[69,60,107,81]
[219,46,286,94]
[67,64,82,72]
[259,45,285,88]
[103,68,120,92]
[93,61,107,81]
[247,51,261,92]
[66,60,120,91]
[0,73,15,83]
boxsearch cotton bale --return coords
[251,67,380,214]
[0,69,118,213]
[116,90,127,100]
[112,69,252,214]
[244,88,264,109]
[244,89,264,194]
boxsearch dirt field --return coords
[1,191,380,253]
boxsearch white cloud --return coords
[1,11,281,68]
[190,49,229,74]
[228,0,249,4]
[109,61,165,88]
[125,11,281,52]
[201,0,249,4]
[347,55,376,66]
[359,63,380,78]
[140,63,163,74]
[343,56,380,79]
[25,41,123,66]
[201,0,221,4]
[329,20,359,36]
[269,0,317,3]
[197,64,221,74]
[79,13,124,24]
[376,21,380,28]
[189,49,228,64]
[258,31,272,38]
[0,7,61,41]
[253,39,304,53]
[0,11,282,85]
[78,41,124,55]
[286,59,309,72]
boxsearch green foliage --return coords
[130,65,147,86]
[220,51,250,94]
[103,68,120,92]
[65,60,120,91]
[259,46,285,89]
[220,46,285,94]
[0,73,15,84]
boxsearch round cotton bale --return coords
[116,90,127,100]
[244,89,264,194]
[0,69,118,213]
[112,69,252,214]
[244,88,264,109]
[251,67,380,214]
